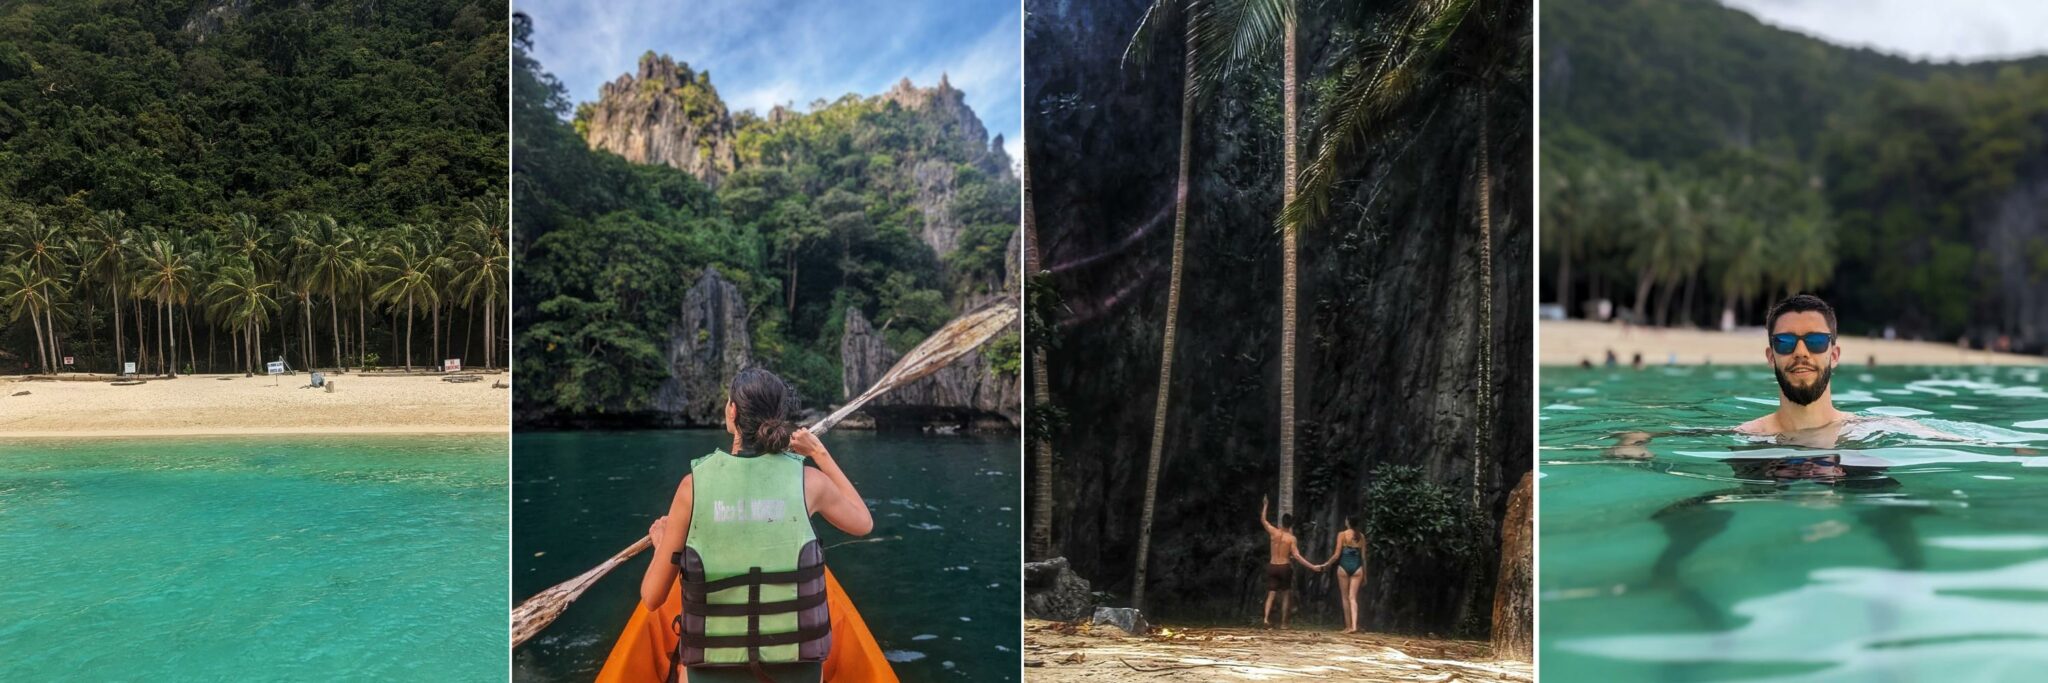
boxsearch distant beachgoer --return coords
[1259,495,1319,629]
[1630,353,1643,371]
[1313,515,1368,634]
[1580,357,1594,369]
[1604,349,1618,367]
[1868,354,1877,368]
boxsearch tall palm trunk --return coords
[359,299,368,368]
[1556,240,1572,318]
[28,305,49,374]
[184,305,195,373]
[133,296,144,373]
[484,303,495,369]
[1277,3,1300,518]
[156,300,166,375]
[404,295,415,371]
[432,302,441,369]
[113,281,125,371]
[1133,30,1196,612]
[167,299,179,378]
[302,297,314,370]
[331,298,342,370]
[1024,156,1056,561]
[1472,90,1493,509]
[43,288,58,371]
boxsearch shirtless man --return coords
[1259,495,1320,629]
[1737,293,1849,440]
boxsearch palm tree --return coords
[80,211,134,373]
[293,214,360,369]
[1123,0,1205,611]
[451,197,508,369]
[1279,0,1529,510]
[1188,0,1304,517]
[374,230,443,372]
[205,263,281,375]
[0,264,55,373]
[6,211,71,372]
[134,238,194,378]
[1023,155,1058,561]
[345,222,382,369]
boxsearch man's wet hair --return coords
[1279,513,1293,529]
[1767,294,1837,335]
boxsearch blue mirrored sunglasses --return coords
[1771,332,1834,355]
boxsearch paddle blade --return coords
[512,536,652,647]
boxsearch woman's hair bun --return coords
[754,418,797,453]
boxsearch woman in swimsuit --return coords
[1316,515,1368,633]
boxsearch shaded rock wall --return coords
[652,268,751,426]
[1025,0,1532,636]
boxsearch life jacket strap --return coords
[682,588,829,616]
[676,622,833,649]
[679,561,826,594]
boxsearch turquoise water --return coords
[1540,365,2048,681]
[0,435,509,680]
[512,430,1020,682]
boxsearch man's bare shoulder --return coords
[1736,414,1778,436]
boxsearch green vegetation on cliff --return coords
[513,16,1016,419]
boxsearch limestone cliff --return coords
[652,268,752,426]
[840,306,1019,431]
[579,53,740,187]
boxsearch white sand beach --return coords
[0,372,509,437]
[1541,320,2047,367]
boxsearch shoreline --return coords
[1540,319,2047,367]
[1022,619,1527,681]
[0,372,509,439]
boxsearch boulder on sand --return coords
[1023,557,1096,621]
[1090,607,1148,636]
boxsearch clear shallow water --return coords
[512,430,1020,682]
[0,435,509,680]
[1540,365,2048,681]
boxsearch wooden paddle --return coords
[511,298,1019,647]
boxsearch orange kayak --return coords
[596,568,899,682]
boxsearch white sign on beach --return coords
[266,361,286,375]
[444,358,461,372]
[63,356,73,365]
[124,362,136,374]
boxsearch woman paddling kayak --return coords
[629,367,890,683]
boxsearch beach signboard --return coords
[63,356,73,366]
[444,358,462,372]
[267,361,285,376]
[123,362,136,374]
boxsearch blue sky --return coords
[518,0,1021,162]
[1719,0,2048,62]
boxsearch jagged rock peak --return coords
[183,0,253,42]
[881,73,966,112]
[579,52,740,186]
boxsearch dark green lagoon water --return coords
[1540,365,2048,681]
[0,434,509,680]
[511,430,1021,682]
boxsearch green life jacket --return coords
[672,449,831,670]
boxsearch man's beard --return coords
[1774,361,1833,406]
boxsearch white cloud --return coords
[1718,0,2048,62]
